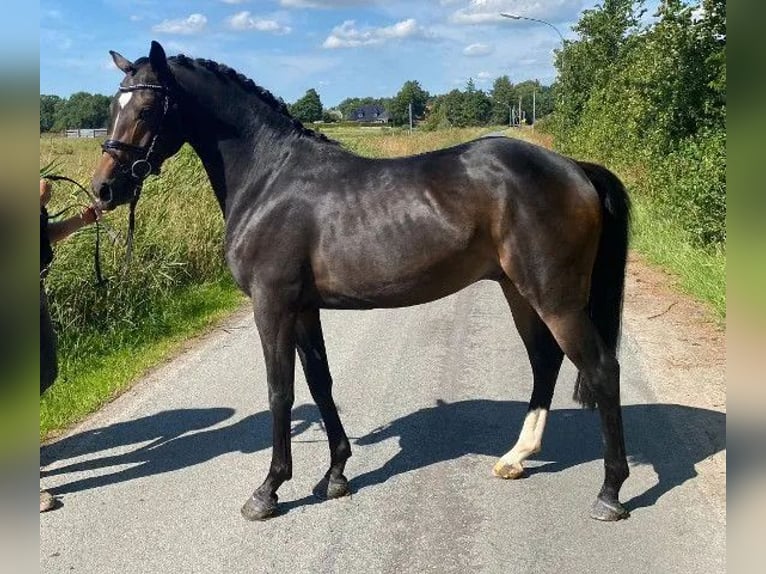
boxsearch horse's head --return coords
[92,41,184,211]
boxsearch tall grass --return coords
[40,139,241,438]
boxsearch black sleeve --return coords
[41,207,54,273]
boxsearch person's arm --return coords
[47,206,99,243]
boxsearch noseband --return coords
[101,83,170,192]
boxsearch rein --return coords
[46,172,145,285]
[70,81,169,285]
[44,175,112,286]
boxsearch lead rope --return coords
[125,194,140,271]
[44,175,138,287]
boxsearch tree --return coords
[460,78,492,126]
[490,76,515,125]
[390,80,429,125]
[441,89,466,127]
[51,92,111,130]
[322,109,342,123]
[553,0,642,145]
[290,89,323,123]
[40,95,63,132]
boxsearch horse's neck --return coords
[183,93,306,215]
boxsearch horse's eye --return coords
[138,109,153,120]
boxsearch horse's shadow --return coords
[350,399,725,513]
[42,399,725,513]
[41,404,322,496]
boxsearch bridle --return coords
[97,81,171,280]
[100,82,171,202]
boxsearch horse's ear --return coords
[149,41,171,80]
[110,51,134,74]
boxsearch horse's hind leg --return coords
[541,309,630,521]
[295,307,352,500]
[493,280,564,479]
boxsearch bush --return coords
[644,129,726,247]
[42,142,228,373]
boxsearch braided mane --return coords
[169,54,336,145]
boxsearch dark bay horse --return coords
[91,41,631,522]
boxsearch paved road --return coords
[40,282,725,573]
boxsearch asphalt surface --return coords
[40,281,726,573]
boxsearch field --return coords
[39,125,722,439]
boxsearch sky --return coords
[39,0,658,108]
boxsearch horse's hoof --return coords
[313,474,350,500]
[492,460,525,479]
[241,492,278,521]
[590,497,630,521]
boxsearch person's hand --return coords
[40,179,52,207]
[80,204,102,225]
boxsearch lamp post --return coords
[498,13,565,43]
[499,13,564,127]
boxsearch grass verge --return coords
[630,197,725,323]
[41,278,245,440]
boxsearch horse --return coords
[91,41,631,522]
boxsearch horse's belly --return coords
[314,247,501,310]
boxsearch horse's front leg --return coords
[241,290,298,521]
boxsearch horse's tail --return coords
[573,161,631,408]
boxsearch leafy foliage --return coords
[389,80,430,125]
[550,0,726,248]
[289,88,324,123]
[40,92,112,132]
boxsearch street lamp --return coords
[499,13,564,126]
[499,13,565,43]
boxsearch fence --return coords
[65,128,108,139]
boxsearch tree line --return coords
[41,74,551,133]
[550,0,725,247]
[287,76,553,128]
[40,93,112,132]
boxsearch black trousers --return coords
[40,287,58,395]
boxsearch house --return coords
[349,104,390,123]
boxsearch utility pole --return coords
[518,95,523,126]
[532,90,536,125]
[509,104,512,127]
[408,101,413,134]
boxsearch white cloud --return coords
[280,0,377,7]
[152,13,208,35]
[463,43,493,56]
[228,12,292,34]
[322,18,428,49]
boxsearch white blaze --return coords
[112,92,133,136]
[118,92,133,108]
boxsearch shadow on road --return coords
[41,404,321,496]
[42,400,724,514]
[351,399,725,513]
